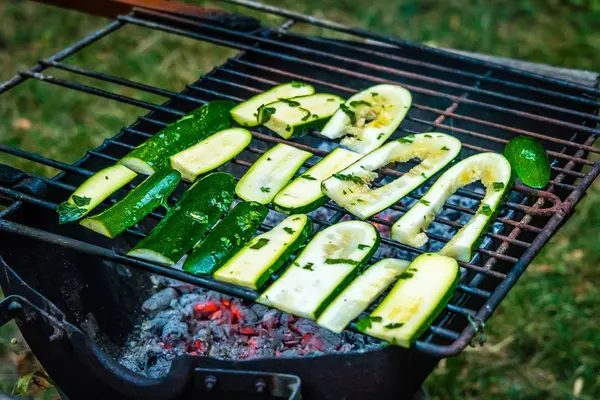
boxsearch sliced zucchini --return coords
[362,253,459,348]
[322,133,461,220]
[230,82,315,127]
[258,94,344,139]
[127,172,235,265]
[170,128,252,182]
[236,143,312,205]
[120,100,235,175]
[391,152,513,262]
[80,169,181,238]
[258,220,380,320]
[321,84,412,154]
[214,214,312,289]
[57,164,137,224]
[273,148,362,214]
[183,201,268,275]
[504,136,550,189]
[316,258,409,333]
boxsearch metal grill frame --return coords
[0,2,599,358]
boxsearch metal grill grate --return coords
[0,3,599,357]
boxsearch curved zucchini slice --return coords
[321,84,412,154]
[57,164,137,224]
[127,172,235,265]
[258,94,344,139]
[258,220,380,320]
[273,148,362,214]
[322,133,461,220]
[362,253,459,347]
[80,169,181,238]
[120,100,235,175]
[183,201,268,275]
[236,143,312,205]
[391,152,513,262]
[214,214,312,289]
[170,128,252,182]
[230,82,315,127]
[317,258,409,333]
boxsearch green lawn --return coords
[0,1,598,398]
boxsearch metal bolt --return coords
[255,378,267,394]
[7,301,22,313]
[204,375,217,391]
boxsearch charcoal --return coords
[146,309,182,333]
[235,306,258,326]
[161,321,188,344]
[142,288,178,317]
[250,303,269,317]
[261,309,281,329]
[290,319,320,336]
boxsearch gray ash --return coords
[120,276,382,378]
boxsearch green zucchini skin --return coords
[127,172,235,264]
[273,196,329,215]
[183,201,268,275]
[80,169,181,238]
[120,101,235,174]
[504,136,551,189]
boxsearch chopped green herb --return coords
[424,134,433,138]
[356,199,365,203]
[302,262,314,271]
[384,323,404,330]
[260,186,271,193]
[327,98,336,102]
[419,199,431,206]
[441,146,450,151]
[283,227,295,234]
[407,134,416,138]
[356,316,383,331]
[397,272,414,280]
[301,113,310,121]
[377,133,385,140]
[105,176,109,180]
[398,137,413,144]
[481,203,493,216]
[57,202,87,224]
[312,114,319,119]
[371,92,379,97]
[342,190,347,195]
[293,217,301,221]
[279,98,301,107]
[339,104,356,124]
[259,107,276,124]
[301,174,317,180]
[324,258,360,265]
[291,81,307,88]
[285,125,291,132]
[350,100,372,108]
[267,157,272,161]
[492,182,505,192]
[421,173,427,179]
[71,195,91,207]
[250,238,270,250]
[332,173,364,184]
[357,244,371,250]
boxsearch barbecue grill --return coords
[1,1,598,399]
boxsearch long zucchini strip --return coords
[236,143,312,205]
[273,148,362,214]
[391,152,513,262]
[362,253,459,348]
[120,100,235,175]
[80,169,181,238]
[322,133,461,220]
[317,258,409,333]
[57,164,137,224]
[214,214,313,290]
[183,201,268,276]
[170,128,252,182]
[258,220,380,320]
[127,172,235,265]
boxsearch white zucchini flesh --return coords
[230,82,315,127]
[259,94,345,139]
[363,253,459,347]
[57,164,137,223]
[170,128,252,182]
[320,84,412,154]
[391,152,512,262]
[258,221,380,320]
[236,143,312,204]
[322,133,461,220]
[316,258,409,333]
[273,148,362,214]
[214,214,311,290]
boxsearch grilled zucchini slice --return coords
[321,84,412,154]
[170,127,252,182]
[230,82,315,127]
[362,253,459,347]
[57,164,137,224]
[391,152,513,262]
[258,220,380,320]
[236,143,312,205]
[214,214,312,289]
[317,258,409,333]
[258,94,344,139]
[322,133,461,220]
[273,148,362,214]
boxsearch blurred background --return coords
[0,0,598,398]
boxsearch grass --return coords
[0,0,599,398]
